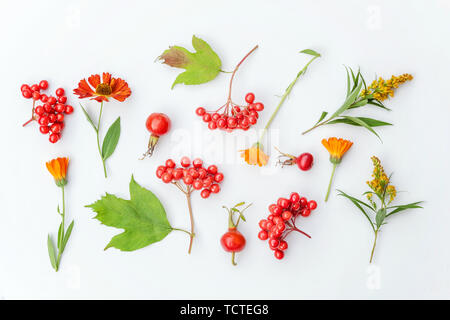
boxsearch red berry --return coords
[192,158,203,168]
[56,113,64,123]
[227,117,237,128]
[32,91,41,100]
[211,113,220,121]
[308,200,317,210]
[40,94,48,102]
[290,192,300,203]
[217,118,227,128]
[21,84,30,92]
[254,103,264,111]
[156,168,165,178]
[165,159,175,168]
[195,107,206,116]
[202,176,213,188]
[58,96,67,104]
[193,179,203,190]
[180,156,191,167]
[210,184,220,193]
[208,121,217,130]
[55,104,64,113]
[47,96,57,105]
[278,241,288,251]
[43,104,53,113]
[259,219,267,230]
[276,223,286,232]
[50,123,62,134]
[31,84,40,92]
[269,238,280,249]
[188,168,199,179]
[277,198,290,209]
[299,197,308,207]
[39,126,50,134]
[146,113,171,136]
[48,114,57,123]
[245,93,255,104]
[200,189,211,199]
[55,88,65,96]
[291,202,301,211]
[221,229,246,252]
[300,208,311,217]
[183,175,193,185]
[49,133,60,143]
[297,153,314,171]
[248,116,257,124]
[39,80,48,90]
[207,165,218,175]
[161,172,173,183]
[214,172,224,182]
[35,106,44,116]
[202,114,211,122]
[64,105,74,114]
[258,230,269,240]
[38,116,49,126]
[282,211,292,221]
[274,249,285,260]
[22,89,32,99]
[197,168,207,179]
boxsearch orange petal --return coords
[102,72,112,85]
[88,74,101,89]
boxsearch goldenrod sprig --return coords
[338,156,423,263]
[302,67,413,141]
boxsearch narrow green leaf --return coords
[234,202,245,207]
[375,208,386,228]
[329,80,363,119]
[61,220,75,252]
[368,100,391,111]
[315,111,328,125]
[347,99,368,109]
[386,201,423,217]
[80,103,97,131]
[47,235,57,271]
[300,49,320,57]
[57,222,64,249]
[340,116,382,141]
[345,66,351,97]
[102,117,121,160]
[328,116,392,127]
[337,190,376,232]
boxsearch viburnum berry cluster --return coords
[194,45,264,131]
[156,157,224,253]
[21,80,73,143]
[258,192,317,260]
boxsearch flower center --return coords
[95,83,112,96]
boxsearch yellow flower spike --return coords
[362,73,413,101]
[322,137,353,201]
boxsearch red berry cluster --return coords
[155,157,224,198]
[195,93,264,131]
[21,80,74,143]
[258,192,317,260]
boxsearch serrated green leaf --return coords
[300,49,320,57]
[47,235,57,271]
[159,35,222,89]
[386,201,423,217]
[328,116,392,127]
[102,117,121,160]
[61,220,74,252]
[86,176,172,251]
[80,103,97,131]
[375,208,386,228]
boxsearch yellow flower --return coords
[46,157,69,187]
[362,74,413,101]
[321,137,353,164]
[240,143,269,167]
[366,156,395,202]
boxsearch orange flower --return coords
[322,137,353,164]
[73,72,131,103]
[46,157,69,187]
[240,143,269,167]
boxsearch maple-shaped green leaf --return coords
[159,35,222,89]
[86,176,172,251]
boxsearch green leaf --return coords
[57,222,64,249]
[328,116,392,127]
[375,208,386,228]
[329,79,363,119]
[347,99,368,109]
[339,116,383,141]
[386,201,423,217]
[344,66,351,97]
[315,111,328,125]
[300,49,320,57]
[159,35,222,89]
[80,103,97,131]
[86,176,172,251]
[47,235,57,271]
[61,220,75,252]
[101,117,121,161]
[368,100,391,111]
[234,202,245,207]
[337,190,375,232]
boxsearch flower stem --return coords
[56,186,66,271]
[96,101,107,178]
[258,54,320,144]
[369,229,378,263]
[325,163,337,202]
[231,252,237,266]
[185,188,195,254]
[301,120,327,135]
[22,100,36,127]
[227,45,259,101]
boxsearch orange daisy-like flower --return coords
[73,72,131,103]
[240,143,269,167]
[46,157,69,187]
[322,137,353,164]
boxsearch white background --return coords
[1,0,449,299]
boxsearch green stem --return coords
[370,229,378,263]
[231,252,237,266]
[258,55,319,144]
[172,227,194,237]
[325,163,337,202]
[96,101,107,178]
[56,186,66,271]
